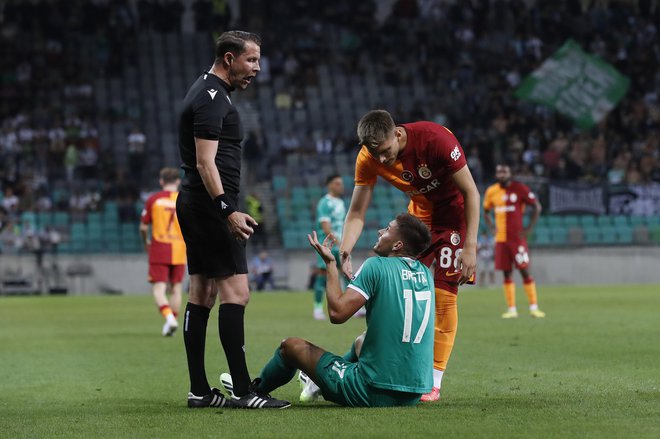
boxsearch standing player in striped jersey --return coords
[340,110,481,402]
[312,174,346,320]
[140,168,186,336]
[483,164,545,319]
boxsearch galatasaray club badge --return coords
[450,232,461,246]
[401,170,414,182]
[417,164,432,179]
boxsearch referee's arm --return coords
[195,137,256,239]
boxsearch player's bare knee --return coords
[279,337,305,362]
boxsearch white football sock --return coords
[433,369,444,389]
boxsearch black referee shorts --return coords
[176,190,248,278]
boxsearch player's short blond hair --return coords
[159,167,180,184]
[357,110,395,149]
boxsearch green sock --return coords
[313,274,326,307]
[257,347,296,395]
[342,341,358,362]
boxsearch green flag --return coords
[515,39,630,129]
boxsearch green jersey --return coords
[316,194,345,241]
[348,256,435,393]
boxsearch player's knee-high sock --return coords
[523,277,539,310]
[342,341,358,362]
[159,304,173,319]
[183,302,211,395]
[218,304,251,397]
[257,347,296,395]
[313,274,326,309]
[504,279,516,311]
[433,288,458,388]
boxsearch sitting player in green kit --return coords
[220,213,435,407]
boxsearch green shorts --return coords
[314,352,422,407]
[316,247,341,270]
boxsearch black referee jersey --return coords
[178,72,244,196]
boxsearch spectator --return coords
[250,250,275,291]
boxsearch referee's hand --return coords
[227,211,257,240]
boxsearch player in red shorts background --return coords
[140,168,187,336]
[483,163,545,319]
[340,110,481,402]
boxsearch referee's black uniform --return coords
[176,71,252,400]
[177,72,247,277]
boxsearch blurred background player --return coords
[312,174,346,320]
[483,164,545,319]
[139,167,186,336]
[477,231,495,288]
[340,109,480,402]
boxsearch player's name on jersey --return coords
[495,205,516,213]
[401,269,428,283]
[405,179,441,197]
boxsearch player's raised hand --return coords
[456,246,477,285]
[227,211,257,240]
[308,231,337,263]
[340,251,353,280]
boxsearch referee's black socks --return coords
[218,303,251,397]
[183,302,211,396]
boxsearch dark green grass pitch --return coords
[1,285,659,438]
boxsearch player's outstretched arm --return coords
[308,231,366,323]
[452,165,480,285]
[340,185,373,279]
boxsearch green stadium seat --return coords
[597,216,612,226]
[612,215,629,227]
[583,226,600,245]
[645,216,660,227]
[535,216,548,228]
[87,212,102,225]
[550,226,568,245]
[629,216,646,227]
[53,211,69,226]
[547,216,563,227]
[272,175,287,193]
[37,212,53,228]
[579,215,596,227]
[563,215,580,227]
[599,226,618,245]
[532,227,551,246]
[616,226,633,244]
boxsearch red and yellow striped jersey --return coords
[141,191,186,265]
[483,182,536,243]
[355,122,467,230]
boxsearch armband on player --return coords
[214,194,236,218]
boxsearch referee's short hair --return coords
[395,213,432,258]
[160,167,180,184]
[215,30,262,60]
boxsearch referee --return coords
[176,30,288,409]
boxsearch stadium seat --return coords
[597,216,612,226]
[599,226,618,245]
[650,226,660,244]
[629,216,646,227]
[547,216,563,228]
[616,226,633,244]
[583,226,601,245]
[550,226,568,245]
[532,227,552,246]
[563,215,580,227]
[579,215,596,227]
[612,216,629,227]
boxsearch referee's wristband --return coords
[213,194,236,218]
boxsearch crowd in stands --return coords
[1,0,658,254]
